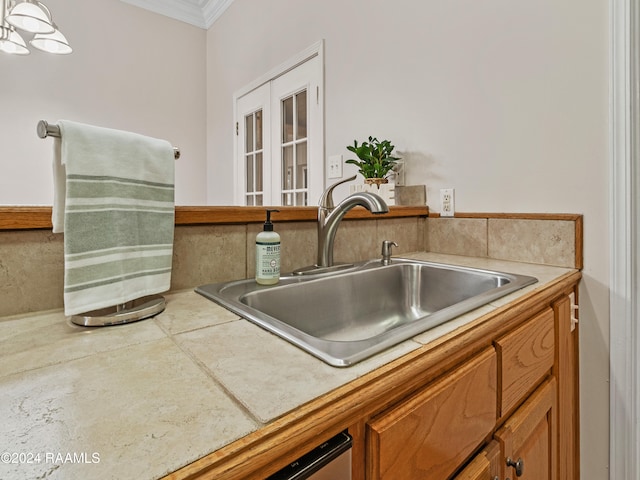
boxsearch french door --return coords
[235,48,323,206]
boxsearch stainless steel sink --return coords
[195,258,537,367]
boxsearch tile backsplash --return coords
[0,216,424,317]
[0,213,580,318]
[426,215,581,269]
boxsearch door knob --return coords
[506,457,524,476]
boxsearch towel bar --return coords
[37,120,181,160]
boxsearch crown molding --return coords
[121,0,234,29]
[201,0,235,27]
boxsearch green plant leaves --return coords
[345,136,401,179]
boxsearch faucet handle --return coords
[381,240,398,265]
[319,175,357,209]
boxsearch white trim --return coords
[233,40,324,100]
[201,0,234,28]
[120,0,234,29]
[610,0,640,478]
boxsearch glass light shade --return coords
[0,27,29,55]
[6,1,55,34]
[30,28,71,54]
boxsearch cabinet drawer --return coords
[496,308,554,417]
[367,348,497,480]
[452,440,501,480]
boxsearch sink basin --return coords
[195,258,537,367]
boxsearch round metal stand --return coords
[70,294,166,327]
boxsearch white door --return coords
[236,83,270,205]
[235,48,324,206]
[270,56,323,206]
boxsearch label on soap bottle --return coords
[256,241,280,283]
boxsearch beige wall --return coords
[0,0,207,205]
[206,1,610,477]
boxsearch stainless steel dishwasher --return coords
[267,430,352,480]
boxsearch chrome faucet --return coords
[294,175,389,274]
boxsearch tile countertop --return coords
[0,252,576,480]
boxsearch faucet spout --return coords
[317,191,389,267]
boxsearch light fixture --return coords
[0,24,28,55]
[5,0,53,34]
[30,25,71,54]
[0,0,71,55]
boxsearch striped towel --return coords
[52,120,175,316]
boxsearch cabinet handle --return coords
[506,457,524,476]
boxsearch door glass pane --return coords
[296,142,307,189]
[296,91,307,139]
[282,193,293,206]
[282,145,293,191]
[245,115,253,151]
[256,152,263,192]
[255,110,263,150]
[282,96,294,142]
[246,154,254,193]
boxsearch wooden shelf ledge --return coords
[0,205,430,230]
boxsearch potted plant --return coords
[345,136,401,188]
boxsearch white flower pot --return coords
[349,182,396,206]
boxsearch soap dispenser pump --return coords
[256,209,281,285]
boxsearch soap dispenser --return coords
[256,209,281,285]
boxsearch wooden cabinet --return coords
[554,294,579,480]
[495,378,557,480]
[167,274,581,480]
[453,441,501,480]
[367,349,497,479]
[495,308,555,418]
[365,291,575,480]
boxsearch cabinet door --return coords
[495,377,557,480]
[452,440,501,480]
[367,348,497,480]
[495,308,554,418]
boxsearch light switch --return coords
[328,154,343,179]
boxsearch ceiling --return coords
[120,0,235,29]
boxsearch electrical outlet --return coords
[328,154,343,179]
[440,188,455,217]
